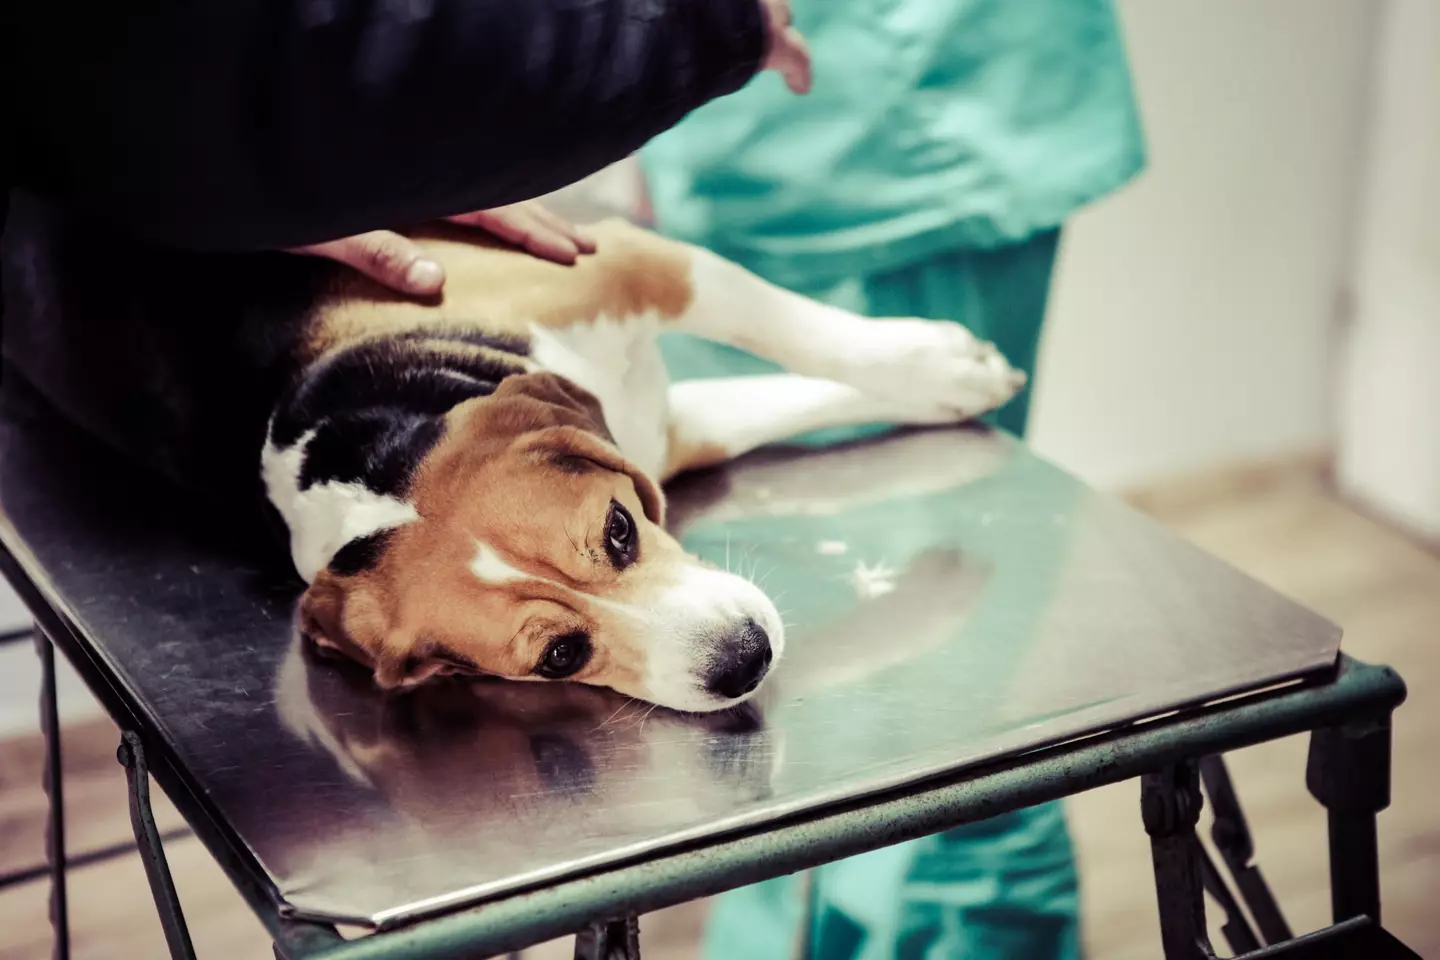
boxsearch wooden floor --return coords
[1,460,1436,959]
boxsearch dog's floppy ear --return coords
[297,573,453,691]
[485,371,616,442]
[462,372,666,524]
[298,574,373,666]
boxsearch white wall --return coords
[1029,0,1378,489]
[1335,0,1440,541]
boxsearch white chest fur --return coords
[527,314,673,479]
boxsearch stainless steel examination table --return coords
[0,373,1417,960]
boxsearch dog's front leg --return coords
[662,374,965,481]
[671,245,1026,421]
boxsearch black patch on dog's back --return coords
[270,336,525,448]
[273,332,529,497]
[299,411,444,495]
[392,328,531,356]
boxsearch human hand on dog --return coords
[285,202,597,297]
[759,0,811,94]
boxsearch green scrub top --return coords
[641,5,1146,957]
[640,0,1146,290]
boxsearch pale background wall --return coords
[0,1,1405,731]
[1028,0,1377,488]
[1334,0,1440,541]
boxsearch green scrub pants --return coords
[660,228,1081,960]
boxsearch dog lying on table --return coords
[2,201,1023,713]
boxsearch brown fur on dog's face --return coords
[299,373,785,712]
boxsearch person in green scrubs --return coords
[639,1,1147,957]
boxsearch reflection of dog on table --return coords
[268,631,779,917]
[270,544,990,899]
[274,635,778,831]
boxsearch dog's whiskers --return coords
[744,557,767,586]
[630,701,662,732]
[594,697,639,731]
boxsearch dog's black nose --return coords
[706,620,773,700]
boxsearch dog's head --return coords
[296,372,783,712]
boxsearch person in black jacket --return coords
[2,0,808,259]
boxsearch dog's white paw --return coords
[835,319,1026,422]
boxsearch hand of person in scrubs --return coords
[285,202,597,296]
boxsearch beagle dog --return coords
[3,208,1023,713]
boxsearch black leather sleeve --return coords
[6,0,766,251]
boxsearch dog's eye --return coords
[605,500,639,569]
[536,631,592,679]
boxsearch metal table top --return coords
[0,379,1343,930]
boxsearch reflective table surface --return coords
[0,382,1342,928]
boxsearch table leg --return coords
[1198,754,1293,944]
[1197,843,1259,955]
[35,628,70,960]
[1306,715,1392,925]
[118,731,198,960]
[574,916,641,960]
[1140,761,1216,960]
